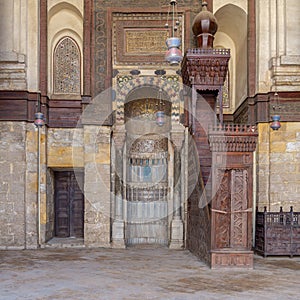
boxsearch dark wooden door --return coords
[54,171,84,238]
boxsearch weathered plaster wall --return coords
[257,0,300,92]
[213,0,247,14]
[214,2,247,109]
[0,0,39,90]
[256,122,300,212]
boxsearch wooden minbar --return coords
[181,2,259,268]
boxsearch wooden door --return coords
[54,171,84,238]
[213,169,249,249]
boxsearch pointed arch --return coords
[214,4,248,110]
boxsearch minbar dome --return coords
[192,1,218,48]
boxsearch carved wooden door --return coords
[214,169,249,249]
[55,171,84,238]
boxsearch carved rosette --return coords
[208,125,258,152]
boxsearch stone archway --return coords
[124,86,172,246]
[111,77,185,249]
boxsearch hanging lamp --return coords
[156,88,165,126]
[270,92,281,130]
[165,0,183,65]
[34,112,45,127]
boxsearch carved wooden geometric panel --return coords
[53,37,81,94]
[255,208,300,257]
[214,169,249,249]
[230,169,248,248]
[215,170,231,248]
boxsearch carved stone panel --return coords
[125,30,168,54]
[112,12,183,66]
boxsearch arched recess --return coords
[115,76,181,125]
[53,36,81,95]
[48,2,83,97]
[48,1,83,20]
[124,86,172,134]
[111,77,185,247]
[123,85,172,246]
[214,4,248,111]
[214,32,236,113]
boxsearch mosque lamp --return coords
[165,0,183,65]
[34,112,45,127]
[156,88,166,126]
[270,92,281,130]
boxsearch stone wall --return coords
[25,123,46,248]
[84,125,111,247]
[0,122,26,249]
[47,128,84,168]
[256,0,300,92]
[0,0,39,91]
[45,168,55,242]
[256,122,300,212]
[0,122,42,249]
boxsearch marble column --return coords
[169,125,185,249]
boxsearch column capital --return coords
[171,124,185,150]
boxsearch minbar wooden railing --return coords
[255,206,300,257]
[208,124,258,152]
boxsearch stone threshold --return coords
[44,237,85,248]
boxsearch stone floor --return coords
[0,247,299,300]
